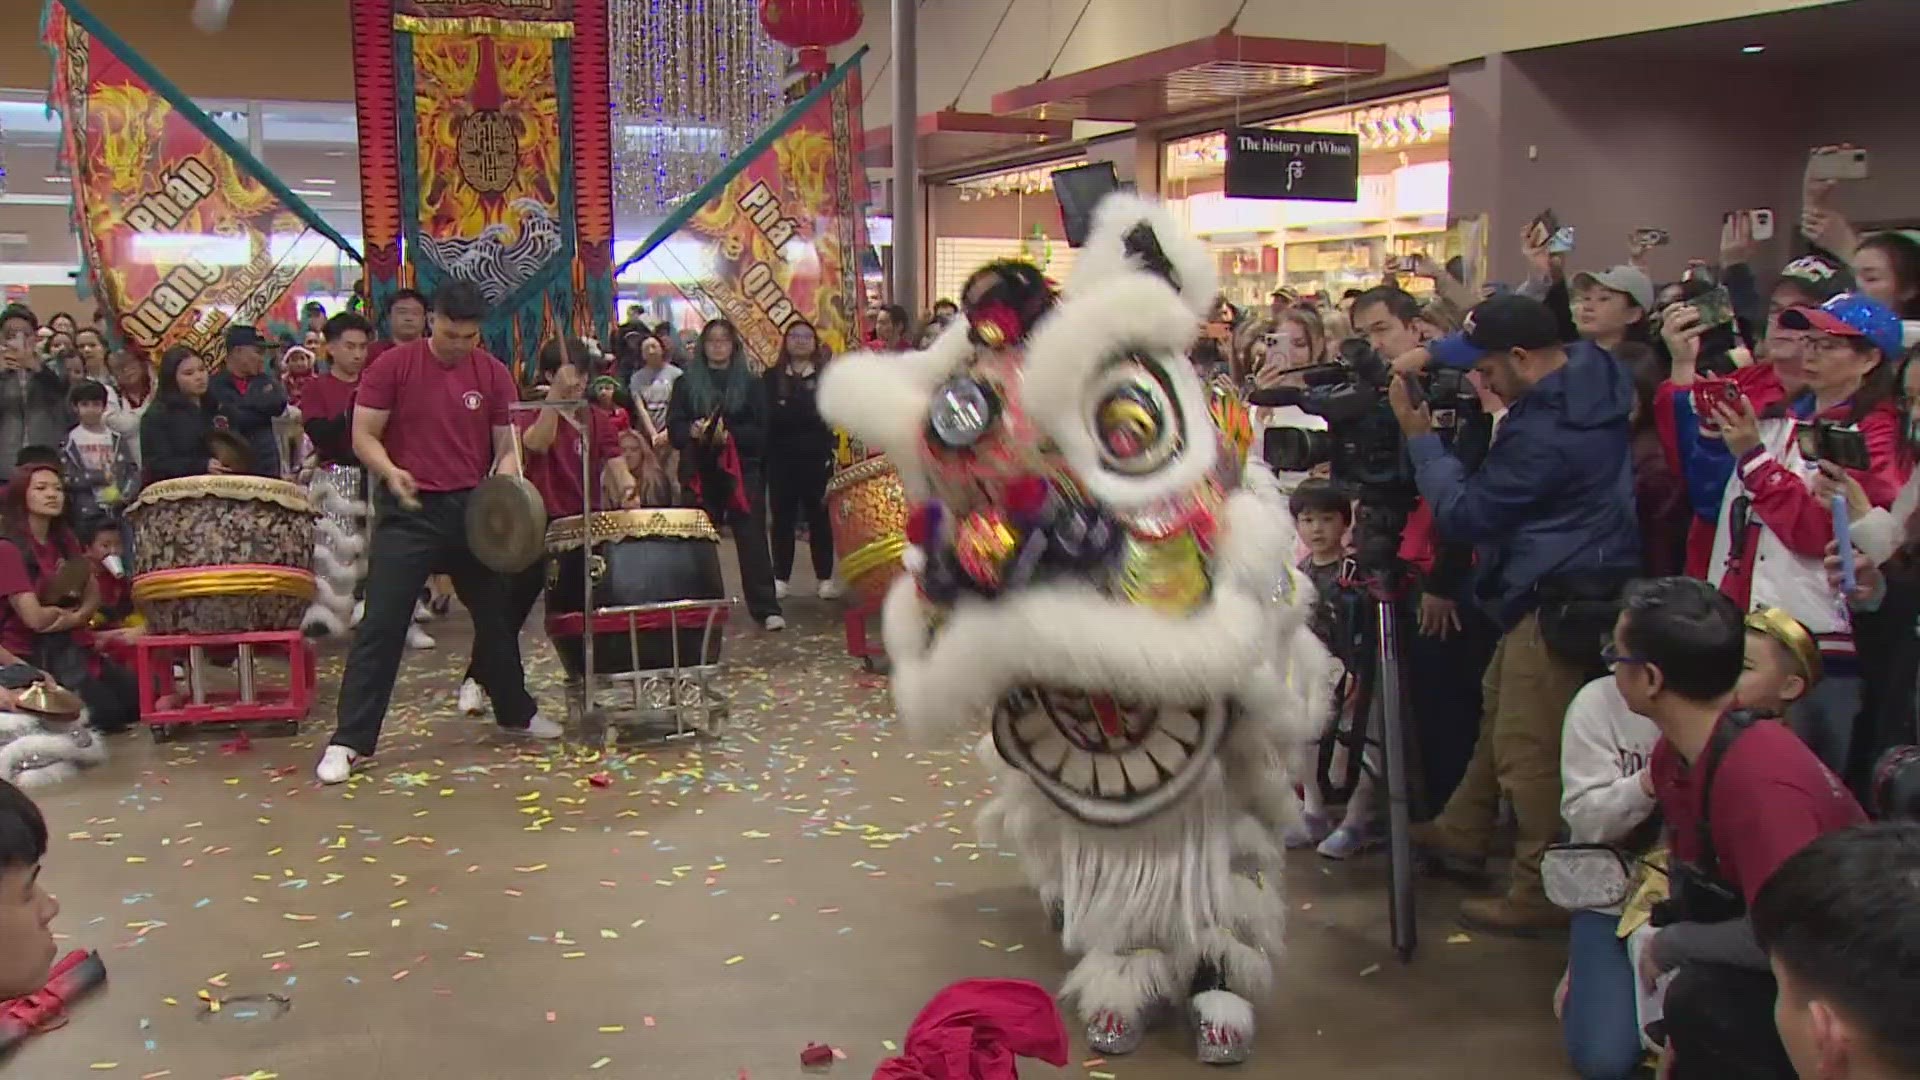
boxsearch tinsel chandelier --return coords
[611,0,788,215]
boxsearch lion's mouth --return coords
[990,684,1229,826]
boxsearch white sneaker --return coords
[407,625,436,650]
[413,599,434,622]
[774,579,790,599]
[501,713,564,740]
[763,615,787,631]
[350,599,365,627]
[817,578,844,600]
[457,678,485,716]
[316,745,360,785]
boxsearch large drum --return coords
[128,476,317,633]
[543,508,727,680]
[825,453,908,607]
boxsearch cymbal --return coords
[466,475,548,573]
[207,430,255,474]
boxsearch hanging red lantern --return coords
[759,0,863,77]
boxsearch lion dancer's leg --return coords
[1184,812,1285,1065]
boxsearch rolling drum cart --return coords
[136,629,315,742]
[508,398,736,748]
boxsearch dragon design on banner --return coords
[353,0,614,375]
[818,195,1331,1065]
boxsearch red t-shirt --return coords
[515,409,622,517]
[365,339,395,365]
[0,535,75,661]
[355,339,516,492]
[1651,715,1865,905]
[300,372,360,466]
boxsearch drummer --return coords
[455,338,640,717]
[317,282,556,786]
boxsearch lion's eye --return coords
[928,376,999,449]
[1089,360,1180,474]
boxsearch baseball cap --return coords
[1777,292,1903,360]
[1775,254,1852,303]
[1570,264,1655,312]
[1426,294,1563,369]
[223,324,266,350]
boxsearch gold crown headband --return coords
[1746,606,1822,686]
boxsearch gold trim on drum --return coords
[544,508,719,552]
[131,566,318,604]
[825,455,899,496]
[130,475,315,515]
[838,534,908,586]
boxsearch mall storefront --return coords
[1161,90,1456,309]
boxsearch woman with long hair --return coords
[72,329,113,392]
[665,319,782,628]
[762,319,839,600]
[138,345,227,482]
[106,350,153,471]
[0,464,137,732]
[1854,232,1920,321]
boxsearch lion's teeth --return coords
[1029,731,1070,773]
[1061,749,1095,793]
[1013,711,1052,744]
[1093,755,1126,797]
[1142,729,1189,772]
[1119,749,1159,792]
[1159,709,1201,746]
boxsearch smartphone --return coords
[1833,494,1856,597]
[1690,285,1737,329]
[1527,209,1560,250]
[1631,228,1671,248]
[1386,255,1421,274]
[1799,421,1872,471]
[1808,146,1870,182]
[1547,227,1577,254]
[1745,209,1775,242]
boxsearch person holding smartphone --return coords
[0,308,74,485]
[1669,293,1907,781]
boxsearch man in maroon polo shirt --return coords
[317,282,558,785]
[364,287,428,368]
[1607,578,1864,1079]
[301,311,372,470]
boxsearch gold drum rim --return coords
[131,565,317,604]
[545,508,719,552]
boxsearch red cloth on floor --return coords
[871,978,1068,1080]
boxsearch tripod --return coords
[1315,503,1420,961]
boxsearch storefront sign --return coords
[1223,128,1360,203]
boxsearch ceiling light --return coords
[302,178,337,185]
[43,175,70,184]
[289,187,332,197]
[1741,44,1765,54]
[324,150,348,158]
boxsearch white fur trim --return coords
[0,716,108,789]
[1018,275,1219,512]
[1194,927,1274,1000]
[889,581,1269,742]
[878,573,932,667]
[1066,193,1219,322]
[302,602,347,639]
[1190,989,1255,1037]
[1061,949,1178,1020]
[816,320,975,471]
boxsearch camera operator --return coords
[1388,293,1641,932]
[1606,578,1863,1080]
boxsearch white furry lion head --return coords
[819,195,1317,826]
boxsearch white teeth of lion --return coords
[1142,729,1189,772]
[1119,749,1159,792]
[1029,731,1070,774]
[1060,749,1095,793]
[1013,712,1053,745]
[1159,708,1202,746]
[1093,755,1126,797]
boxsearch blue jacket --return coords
[1407,341,1641,629]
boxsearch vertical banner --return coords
[616,49,869,370]
[40,0,361,360]
[356,0,615,376]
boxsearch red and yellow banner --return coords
[42,0,360,360]
[618,51,869,368]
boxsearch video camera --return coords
[1251,338,1487,519]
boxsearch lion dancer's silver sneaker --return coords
[818,193,1333,1067]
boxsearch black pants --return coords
[1663,961,1797,1079]
[331,489,536,755]
[463,556,547,686]
[767,453,833,583]
[1404,603,1499,821]
[687,465,780,622]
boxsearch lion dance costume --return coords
[819,196,1329,1064]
